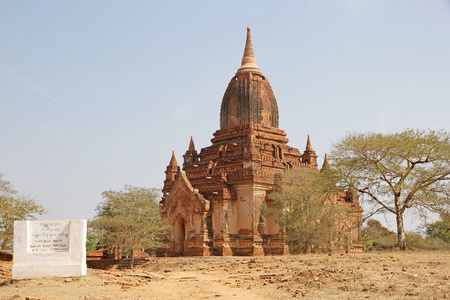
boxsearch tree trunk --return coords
[303,240,310,254]
[130,250,135,269]
[396,213,407,250]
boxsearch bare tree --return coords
[331,129,450,250]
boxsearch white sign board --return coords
[28,221,70,253]
[12,219,87,279]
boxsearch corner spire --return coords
[188,136,196,152]
[306,134,313,151]
[163,150,180,197]
[236,26,263,76]
[321,153,330,170]
[169,151,178,167]
[248,135,259,156]
[302,135,318,168]
[183,136,198,168]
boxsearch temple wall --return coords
[234,186,255,234]
[212,202,223,237]
[193,214,202,234]
[264,216,280,235]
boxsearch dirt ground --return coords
[0,251,449,300]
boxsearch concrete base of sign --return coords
[12,219,87,280]
[12,264,87,279]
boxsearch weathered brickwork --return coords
[158,27,362,257]
[220,74,279,129]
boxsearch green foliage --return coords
[90,185,162,264]
[362,219,397,251]
[0,173,46,250]
[86,227,101,251]
[331,129,450,250]
[425,213,450,243]
[264,168,349,254]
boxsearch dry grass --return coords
[1,251,449,299]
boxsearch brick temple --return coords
[157,27,362,256]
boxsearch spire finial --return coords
[188,136,195,152]
[169,151,178,167]
[236,26,263,76]
[306,134,313,151]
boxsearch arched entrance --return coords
[174,217,185,255]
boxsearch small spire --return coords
[236,26,263,76]
[305,135,313,151]
[248,135,258,155]
[188,136,196,152]
[183,136,198,168]
[321,153,330,170]
[169,151,178,167]
[302,134,318,167]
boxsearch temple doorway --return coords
[175,217,185,255]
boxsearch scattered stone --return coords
[281,274,293,282]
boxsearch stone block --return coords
[12,219,87,279]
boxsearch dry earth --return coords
[0,251,449,300]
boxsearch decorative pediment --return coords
[166,171,210,217]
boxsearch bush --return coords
[363,220,397,251]
[362,219,449,251]
[425,213,450,243]
[406,232,450,250]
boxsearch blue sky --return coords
[1,1,449,231]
